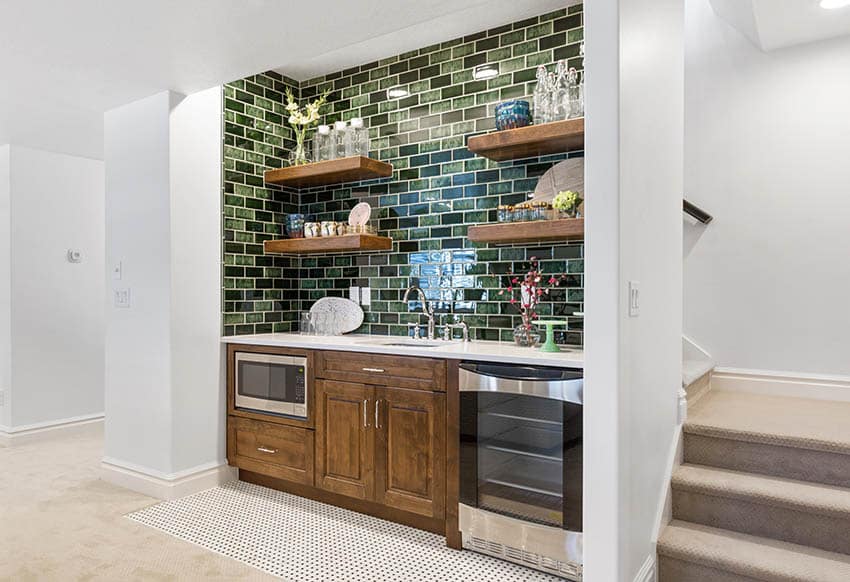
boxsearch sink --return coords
[357,339,444,348]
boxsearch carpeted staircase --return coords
[658,390,850,581]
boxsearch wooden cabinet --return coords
[316,380,446,520]
[315,350,446,392]
[228,417,315,485]
[315,380,374,500]
[227,345,450,534]
[375,386,446,519]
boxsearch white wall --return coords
[585,0,684,580]
[0,146,104,431]
[685,0,850,377]
[104,87,224,484]
[0,145,10,430]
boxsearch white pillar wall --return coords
[584,0,684,580]
[102,88,231,498]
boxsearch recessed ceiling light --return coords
[473,64,500,80]
[387,87,409,99]
[820,0,850,8]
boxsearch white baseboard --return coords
[713,368,850,402]
[0,413,104,447]
[101,457,237,500]
[634,554,657,582]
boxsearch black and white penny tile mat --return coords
[127,480,561,581]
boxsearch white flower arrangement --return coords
[284,87,331,165]
[285,88,329,126]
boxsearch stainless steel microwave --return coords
[234,352,308,418]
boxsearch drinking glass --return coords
[287,214,305,238]
[300,312,312,335]
[313,312,328,336]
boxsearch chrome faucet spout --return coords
[402,285,436,340]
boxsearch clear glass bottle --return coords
[553,60,570,121]
[348,117,369,156]
[532,65,551,125]
[569,68,584,118]
[546,72,557,122]
[313,124,331,162]
[331,120,348,159]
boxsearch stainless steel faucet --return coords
[402,285,436,340]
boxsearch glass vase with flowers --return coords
[284,87,330,166]
[499,257,568,347]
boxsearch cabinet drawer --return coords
[315,351,446,391]
[228,416,314,485]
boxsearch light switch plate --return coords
[114,288,131,308]
[349,286,360,303]
[112,261,122,280]
[360,286,371,306]
[629,281,640,317]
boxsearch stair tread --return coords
[686,390,850,455]
[673,464,850,518]
[659,521,850,582]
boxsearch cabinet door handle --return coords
[362,367,385,373]
[256,446,278,454]
[375,399,382,429]
[363,399,370,428]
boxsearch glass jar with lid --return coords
[313,125,331,162]
[332,120,348,159]
[347,118,369,157]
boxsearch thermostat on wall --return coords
[67,249,82,263]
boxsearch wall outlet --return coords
[349,286,360,303]
[629,281,640,317]
[114,288,131,308]
[360,286,371,306]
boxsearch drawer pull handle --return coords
[256,446,278,454]
[362,367,385,373]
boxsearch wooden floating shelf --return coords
[467,118,585,162]
[264,156,393,189]
[467,218,584,244]
[264,234,393,255]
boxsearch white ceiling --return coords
[0,0,567,160]
[710,0,850,51]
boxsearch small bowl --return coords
[495,100,531,131]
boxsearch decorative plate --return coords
[348,202,372,226]
[309,297,364,334]
[533,158,584,204]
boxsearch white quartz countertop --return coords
[222,333,584,369]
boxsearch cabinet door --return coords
[315,380,375,500]
[375,386,446,519]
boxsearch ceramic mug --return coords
[320,221,337,237]
[304,222,319,238]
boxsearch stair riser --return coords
[684,433,850,488]
[658,556,762,582]
[673,489,850,555]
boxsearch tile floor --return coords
[129,480,562,581]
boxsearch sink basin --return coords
[357,339,444,348]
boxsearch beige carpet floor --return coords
[0,424,274,582]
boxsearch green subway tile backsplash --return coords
[223,5,584,345]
